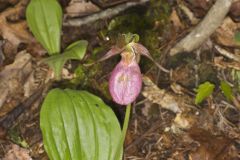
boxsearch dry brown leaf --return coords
[141,100,153,117]
[0,50,32,117]
[171,64,196,88]
[179,3,200,25]
[3,144,32,160]
[0,50,52,117]
[66,0,100,17]
[170,9,185,31]
[142,76,182,113]
[142,76,199,134]
[0,0,46,58]
[215,17,240,47]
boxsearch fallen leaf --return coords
[0,50,32,117]
[170,9,185,31]
[66,0,100,18]
[0,0,46,58]
[142,76,181,113]
[3,144,32,160]
[215,17,240,47]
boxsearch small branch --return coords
[63,0,149,27]
[170,0,233,56]
[215,45,240,62]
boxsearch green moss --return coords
[103,0,170,59]
[8,128,29,148]
[70,64,86,86]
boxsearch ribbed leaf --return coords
[44,40,88,79]
[26,0,62,55]
[40,89,122,160]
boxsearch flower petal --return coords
[98,46,124,62]
[109,61,142,105]
[131,43,169,73]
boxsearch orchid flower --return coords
[100,33,169,105]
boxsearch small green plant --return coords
[26,0,123,160]
[195,81,215,104]
[26,0,87,79]
[220,81,233,101]
[195,80,235,104]
[9,129,29,148]
[26,0,62,55]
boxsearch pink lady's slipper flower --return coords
[99,34,169,105]
[109,51,142,105]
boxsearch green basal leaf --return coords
[64,40,88,59]
[220,81,233,101]
[195,81,215,104]
[40,89,122,160]
[44,40,88,79]
[26,0,62,55]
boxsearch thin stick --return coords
[170,0,233,56]
[215,45,240,62]
[63,0,150,27]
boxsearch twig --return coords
[170,0,233,56]
[215,45,240,62]
[178,3,199,25]
[214,57,240,70]
[63,0,150,27]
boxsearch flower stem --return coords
[114,104,131,160]
[121,104,131,147]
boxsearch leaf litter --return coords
[0,0,240,159]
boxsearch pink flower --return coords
[99,38,168,105]
[109,53,142,105]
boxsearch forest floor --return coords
[0,0,239,160]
